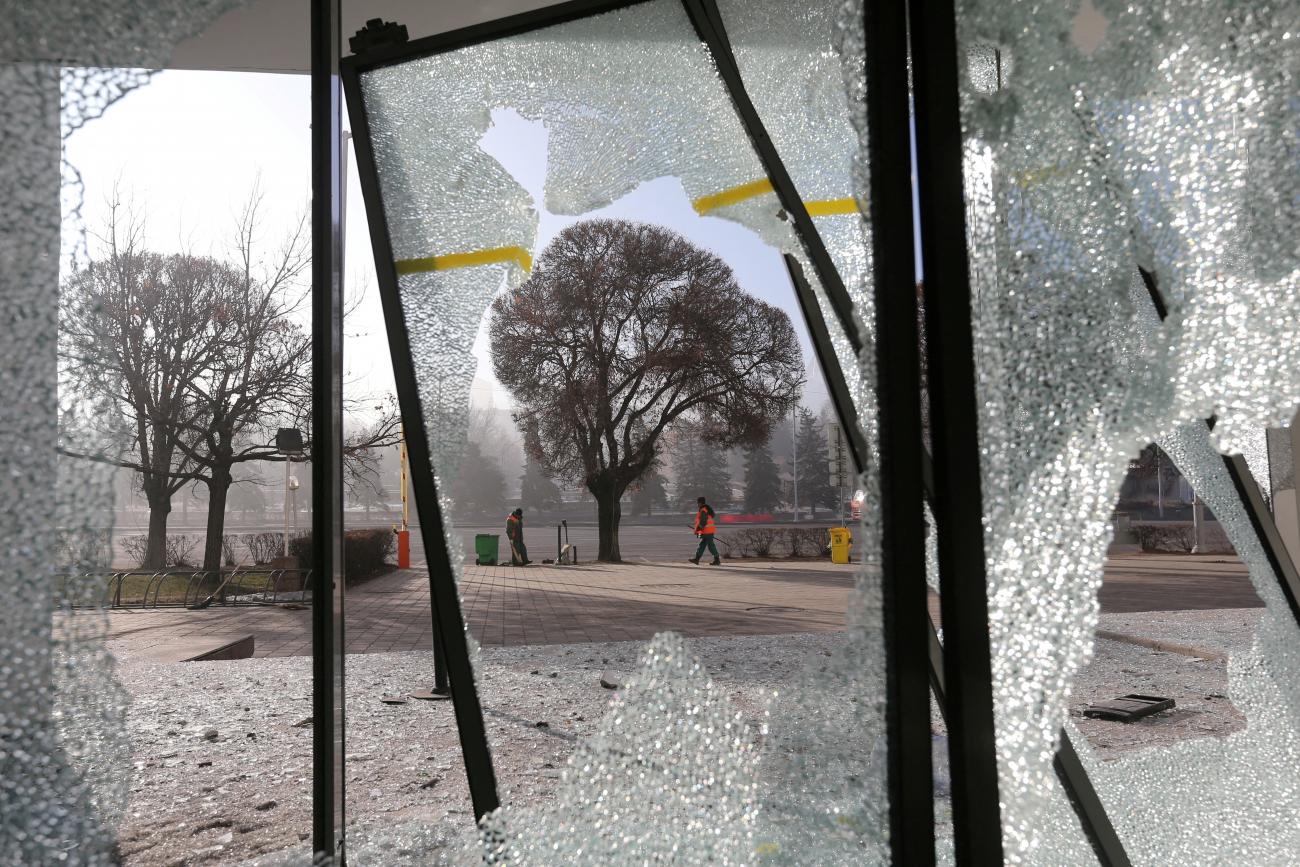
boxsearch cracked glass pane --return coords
[5,2,251,863]
[1267,424,1296,513]
[354,0,890,861]
[712,0,873,399]
[947,0,1300,860]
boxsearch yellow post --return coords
[829,527,852,564]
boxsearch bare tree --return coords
[490,219,804,561]
[170,192,313,572]
[62,190,400,572]
[342,400,403,503]
[167,195,399,570]
[61,197,225,567]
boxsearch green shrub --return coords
[290,528,395,586]
[722,527,832,559]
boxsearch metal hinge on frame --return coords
[349,18,409,56]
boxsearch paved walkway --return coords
[97,553,1262,661]
[102,559,854,660]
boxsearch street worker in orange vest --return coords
[506,508,531,566]
[689,496,721,566]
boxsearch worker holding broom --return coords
[506,507,531,566]
[689,496,721,566]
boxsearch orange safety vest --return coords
[695,506,716,535]
[506,514,520,539]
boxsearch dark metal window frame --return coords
[905,0,1006,861]
[310,0,345,860]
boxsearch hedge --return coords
[290,528,395,585]
[1132,521,1234,554]
[719,526,836,559]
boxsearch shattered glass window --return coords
[1267,424,1296,505]
[946,0,1300,860]
[4,2,253,864]
[712,0,873,408]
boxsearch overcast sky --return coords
[64,68,843,419]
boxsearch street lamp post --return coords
[1192,494,1204,554]
[1156,445,1164,518]
[277,427,306,558]
[791,406,800,522]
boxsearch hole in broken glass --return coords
[454,107,828,571]
[1075,441,1257,758]
[394,103,853,819]
[1071,0,1110,57]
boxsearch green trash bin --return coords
[474,533,499,566]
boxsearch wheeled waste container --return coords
[475,533,499,566]
[828,527,852,564]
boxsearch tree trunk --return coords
[202,469,232,573]
[592,481,625,562]
[142,483,173,569]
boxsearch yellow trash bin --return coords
[828,527,852,564]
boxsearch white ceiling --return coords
[169,0,566,73]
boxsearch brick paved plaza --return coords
[98,552,1263,662]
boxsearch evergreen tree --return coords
[795,408,836,517]
[451,439,507,517]
[520,456,563,511]
[769,413,795,463]
[671,436,700,509]
[672,434,732,509]
[354,475,387,516]
[742,440,783,514]
[629,467,669,516]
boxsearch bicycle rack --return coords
[139,570,164,607]
[183,571,210,607]
[108,571,128,608]
[266,569,285,601]
[145,569,205,608]
[144,570,165,608]
[89,566,316,608]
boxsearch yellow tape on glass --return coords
[393,181,858,275]
[692,177,776,214]
[804,197,858,216]
[394,245,533,276]
[692,177,858,217]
